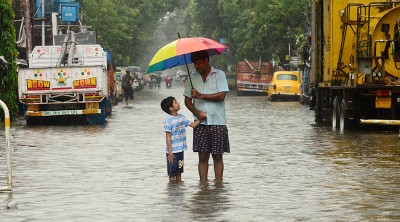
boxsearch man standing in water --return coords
[183,50,230,183]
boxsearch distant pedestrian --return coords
[161,96,203,182]
[156,75,161,89]
[122,71,134,106]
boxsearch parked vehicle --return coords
[18,44,112,125]
[114,72,123,103]
[126,66,144,91]
[148,73,161,89]
[236,59,273,96]
[133,79,140,91]
[308,0,400,131]
[148,77,156,89]
[16,0,114,125]
[225,70,237,90]
[105,49,117,106]
[268,71,301,101]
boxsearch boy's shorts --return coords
[166,152,184,176]
[193,125,230,154]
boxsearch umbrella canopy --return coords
[146,37,226,74]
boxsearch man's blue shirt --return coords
[183,67,229,125]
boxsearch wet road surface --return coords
[1,83,400,221]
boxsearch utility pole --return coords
[24,0,32,61]
[41,0,45,46]
[288,43,291,71]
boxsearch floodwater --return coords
[1,83,400,221]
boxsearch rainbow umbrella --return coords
[146,37,227,86]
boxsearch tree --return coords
[251,0,310,65]
[78,0,180,67]
[0,0,18,120]
[184,0,310,68]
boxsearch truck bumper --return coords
[26,109,102,116]
[238,87,268,92]
[360,119,400,126]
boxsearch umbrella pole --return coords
[184,59,193,89]
[178,32,193,89]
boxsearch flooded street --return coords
[1,83,400,221]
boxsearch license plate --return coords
[82,109,100,114]
[86,102,99,109]
[284,86,291,92]
[375,97,391,109]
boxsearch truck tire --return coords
[23,105,39,125]
[26,117,39,125]
[339,98,349,131]
[106,97,112,115]
[332,96,340,129]
[314,90,323,125]
[113,92,118,105]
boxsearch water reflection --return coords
[189,181,230,220]
[310,127,400,221]
[0,192,16,210]
[165,182,190,219]
[1,85,400,220]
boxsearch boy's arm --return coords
[189,119,203,128]
[166,132,174,163]
[184,96,207,121]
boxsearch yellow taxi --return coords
[268,71,301,101]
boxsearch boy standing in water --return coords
[161,96,203,182]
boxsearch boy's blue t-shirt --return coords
[163,114,191,153]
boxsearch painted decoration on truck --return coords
[73,68,97,89]
[53,69,71,88]
[27,79,50,90]
[22,66,102,92]
[26,69,50,90]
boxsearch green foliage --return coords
[77,0,181,67]
[76,0,310,70]
[184,0,311,68]
[0,0,18,120]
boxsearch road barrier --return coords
[0,100,13,192]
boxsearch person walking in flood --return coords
[122,71,134,106]
[161,96,203,182]
[183,50,230,183]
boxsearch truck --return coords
[15,0,114,125]
[309,0,400,131]
[236,59,273,96]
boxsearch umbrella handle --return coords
[177,32,193,89]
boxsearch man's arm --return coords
[184,96,207,121]
[191,89,226,101]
